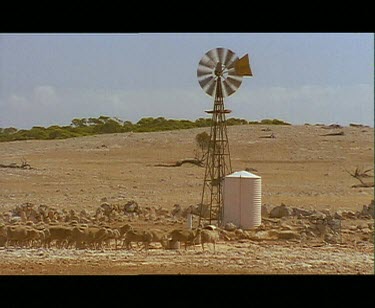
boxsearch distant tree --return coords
[3,127,18,134]
[123,121,134,132]
[195,118,212,127]
[87,117,103,126]
[195,131,210,151]
[98,115,110,123]
[194,131,211,164]
[227,118,248,126]
[71,118,87,128]
[260,119,291,125]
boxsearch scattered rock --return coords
[361,228,371,234]
[324,233,340,243]
[308,211,326,220]
[261,205,269,217]
[234,229,249,240]
[334,211,343,220]
[171,204,182,218]
[123,200,141,215]
[280,223,294,231]
[224,222,237,231]
[269,204,292,219]
[268,230,301,240]
[360,200,374,218]
[292,207,314,217]
[343,211,357,219]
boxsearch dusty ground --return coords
[0,124,373,274]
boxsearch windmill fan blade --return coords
[221,79,235,97]
[199,75,215,89]
[204,79,217,97]
[217,48,227,64]
[197,71,213,80]
[197,65,213,77]
[198,74,213,85]
[224,53,239,69]
[227,67,237,76]
[226,74,242,89]
[207,48,219,64]
[222,49,234,67]
[199,60,215,70]
[221,49,235,67]
[200,54,216,69]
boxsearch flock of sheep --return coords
[0,220,221,253]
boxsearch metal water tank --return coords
[223,170,262,229]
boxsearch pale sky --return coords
[0,33,373,129]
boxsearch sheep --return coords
[117,224,166,251]
[25,228,45,248]
[200,229,220,253]
[95,227,121,250]
[71,225,102,249]
[106,228,121,249]
[0,224,7,247]
[45,225,74,249]
[5,225,28,248]
[167,228,202,250]
[149,229,169,249]
[118,223,133,237]
[122,229,153,251]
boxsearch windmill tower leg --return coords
[199,78,232,227]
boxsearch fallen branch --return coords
[259,133,276,139]
[320,131,344,136]
[0,163,32,169]
[155,159,204,167]
[0,158,33,170]
[321,124,342,129]
[345,167,374,188]
[352,182,374,188]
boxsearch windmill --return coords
[197,47,252,226]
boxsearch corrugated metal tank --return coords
[223,170,261,229]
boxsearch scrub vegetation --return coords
[0,116,291,142]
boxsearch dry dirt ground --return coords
[0,124,373,275]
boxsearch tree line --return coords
[0,116,291,142]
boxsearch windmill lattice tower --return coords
[196,47,252,226]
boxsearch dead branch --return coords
[259,133,276,139]
[0,158,33,170]
[345,167,374,188]
[21,157,32,169]
[320,131,344,136]
[321,124,342,129]
[154,159,204,168]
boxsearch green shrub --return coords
[260,119,291,125]
[195,131,210,151]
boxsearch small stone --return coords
[269,204,292,218]
[224,222,237,231]
[334,211,343,220]
[261,205,269,217]
[361,228,371,234]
